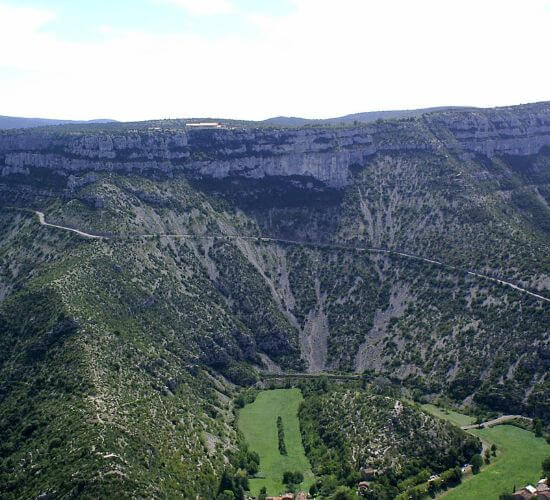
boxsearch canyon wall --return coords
[1,102,550,188]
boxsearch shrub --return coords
[331,486,356,499]
[471,454,483,474]
[283,471,304,485]
[534,419,543,437]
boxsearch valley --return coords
[0,101,549,498]
[237,389,314,495]
[233,384,550,499]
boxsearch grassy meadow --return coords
[237,388,315,496]
[423,404,550,499]
[440,425,549,499]
[421,404,476,427]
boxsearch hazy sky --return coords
[1,0,549,121]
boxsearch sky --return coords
[1,0,549,122]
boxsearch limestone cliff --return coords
[1,101,550,188]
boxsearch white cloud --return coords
[160,0,233,16]
[98,24,114,34]
[0,3,55,32]
[0,0,549,121]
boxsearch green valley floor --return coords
[421,404,476,428]
[441,425,549,499]
[422,405,550,500]
[237,389,315,496]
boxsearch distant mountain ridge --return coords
[261,106,477,126]
[0,115,117,130]
[3,103,545,131]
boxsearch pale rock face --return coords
[1,102,549,188]
[1,164,29,176]
[426,104,550,157]
[67,172,99,190]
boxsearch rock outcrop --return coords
[1,101,549,188]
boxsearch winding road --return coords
[461,415,533,430]
[35,211,105,239]
[28,209,550,304]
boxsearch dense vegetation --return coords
[0,105,548,496]
[0,211,248,497]
[298,382,480,498]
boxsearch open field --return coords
[421,404,476,427]
[237,389,315,496]
[440,425,550,499]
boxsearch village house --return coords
[360,466,378,480]
[265,493,295,500]
[357,480,371,494]
[461,463,472,474]
[513,478,549,499]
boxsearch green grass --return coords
[237,388,314,496]
[422,404,476,427]
[441,425,550,500]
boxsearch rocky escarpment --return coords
[426,102,550,156]
[1,102,550,188]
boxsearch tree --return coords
[534,419,543,437]
[234,469,249,491]
[491,444,497,456]
[277,416,287,455]
[218,470,234,494]
[258,486,267,500]
[451,466,463,485]
[484,449,491,465]
[332,486,356,500]
[309,482,320,496]
[542,456,550,477]
[471,454,483,474]
[217,491,235,500]
[283,471,304,485]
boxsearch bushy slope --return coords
[335,150,550,290]
[298,386,480,498]
[0,212,244,497]
[2,164,548,409]
[0,109,549,496]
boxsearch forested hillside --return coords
[299,385,480,498]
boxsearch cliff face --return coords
[1,102,550,188]
[426,102,550,156]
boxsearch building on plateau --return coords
[185,122,222,129]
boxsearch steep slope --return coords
[0,102,549,496]
[0,211,246,498]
